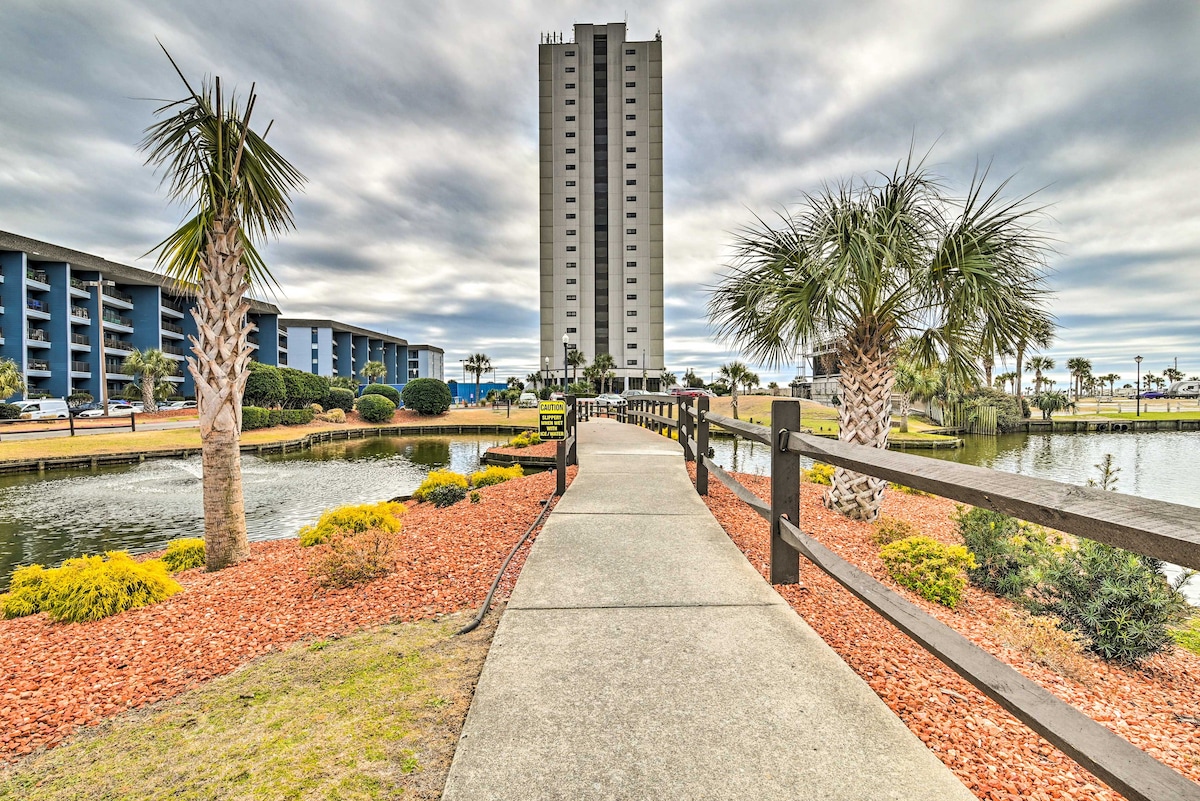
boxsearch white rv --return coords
[1168,380,1200,398]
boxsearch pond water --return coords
[0,434,507,588]
[707,430,1200,602]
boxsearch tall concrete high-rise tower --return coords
[539,22,663,391]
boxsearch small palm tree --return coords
[1097,373,1120,397]
[592,353,616,393]
[710,154,1052,520]
[894,360,940,433]
[567,349,587,383]
[1066,357,1091,399]
[0,358,25,400]
[660,370,678,389]
[361,360,387,384]
[464,353,491,405]
[121,349,178,412]
[1026,356,1055,396]
[1012,318,1053,399]
[142,49,305,570]
[719,361,752,420]
[525,372,541,391]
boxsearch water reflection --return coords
[0,434,506,588]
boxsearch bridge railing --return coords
[620,395,1200,801]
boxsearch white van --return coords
[13,399,69,419]
[518,392,539,408]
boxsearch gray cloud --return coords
[2,0,1199,387]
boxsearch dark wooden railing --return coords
[618,395,1200,801]
[554,396,579,496]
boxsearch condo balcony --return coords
[101,285,134,306]
[70,305,90,320]
[26,268,49,286]
[71,360,91,374]
[28,360,51,373]
[70,333,91,348]
[102,311,134,329]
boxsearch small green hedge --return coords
[242,406,314,430]
[356,394,396,423]
[244,362,286,407]
[362,384,401,405]
[324,387,356,412]
[402,378,452,415]
[0,403,21,420]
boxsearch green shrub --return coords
[0,403,21,420]
[310,403,324,414]
[470,464,523,488]
[2,564,56,618]
[955,506,1053,599]
[412,469,469,502]
[362,383,401,405]
[241,406,274,430]
[162,538,206,572]
[427,484,468,508]
[888,482,931,496]
[281,368,330,409]
[244,362,286,407]
[401,378,452,415]
[803,463,834,485]
[506,431,542,449]
[1031,540,1190,664]
[298,501,407,547]
[67,392,94,410]
[318,408,346,423]
[962,387,1025,432]
[356,393,396,423]
[469,491,482,504]
[279,408,315,426]
[324,387,355,413]
[871,515,920,546]
[268,409,283,426]
[308,529,400,589]
[13,552,183,623]
[879,536,976,608]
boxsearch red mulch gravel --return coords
[0,467,574,762]
[485,441,558,460]
[696,464,1200,800]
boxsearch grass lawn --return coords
[703,395,957,443]
[1092,411,1200,421]
[0,612,492,801]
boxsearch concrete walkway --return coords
[442,418,974,800]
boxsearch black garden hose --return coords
[456,484,558,635]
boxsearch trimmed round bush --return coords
[244,362,286,407]
[299,501,406,547]
[401,378,452,415]
[427,484,468,508]
[319,408,346,423]
[879,536,976,608]
[470,465,523,488]
[412,469,468,501]
[162,538,206,572]
[362,383,401,406]
[280,367,330,409]
[356,393,396,423]
[0,403,21,420]
[324,387,355,412]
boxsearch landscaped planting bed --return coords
[697,465,1200,801]
[0,467,572,762]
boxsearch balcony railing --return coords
[71,333,91,346]
[103,312,133,328]
[27,329,47,341]
[103,338,132,352]
[26,268,49,284]
[162,321,184,335]
[28,360,50,372]
[70,277,89,292]
[162,343,185,356]
[102,285,134,304]
[161,297,187,313]
[26,298,48,312]
[70,306,90,319]
[104,360,128,375]
[71,361,91,373]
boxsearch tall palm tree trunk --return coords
[1015,346,1024,399]
[731,385,740,420]
[141,371,157,412]
[190,215,253,570]
[826,335,895,521]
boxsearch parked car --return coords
[518,392,538,408]
[1137,391,1167,399]
[595,393,627,408]
[77,402,135,418]
[69,401,103,417]
[669,387,714,398]
[621,389,647,398]
[11,399,69,419]
[549,392,565,401]
[161,400,197,410]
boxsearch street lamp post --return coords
[562,334,569,392]
[1135,355,1143,417]
[642,348,647,391]
[85,280,116,416]
[544,356,550,386]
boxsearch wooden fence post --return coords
[696,395,710,495]
[679,397,693,460]
[567,394,577,466]
[666,401,674,438]
[556,437,566,496]
[769,399,801,585]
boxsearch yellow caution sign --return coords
[539,400,567,440]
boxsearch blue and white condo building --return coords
[279,319,410,385]
[0,231,282,400]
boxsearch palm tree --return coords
[1164,367,1184,384]
[894,360,940,433]
[525,372,541,391]
[660,370,678,389]
[719,361,752,420]
[683,368,703,388]
[330,375,358,391]
[567,349,587,384]
[361,360,387,384]
[1066,357,1091,400]
[121,349,178,412]
[592,353,616,393]
[1012,318,1054,400]
[0,358,24,400]
[994,370,1017,393]
[464,353,491,406]
[142,49,305,571]
[710,155,1052,520]
[1026,356,1054,396]
[1098,373,1120,397]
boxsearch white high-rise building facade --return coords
[539,22,664,391]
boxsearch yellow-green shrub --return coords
[308,529,400,589]
[412,470,469,502]
[45,553,181,623]
[871,515,920,546]
[318,408,346,423]
[470,464,523,488]
[2,564,56,619]
[299,501,407,547]
[162,538,206,572]
[506,431,541,449]
[804,462,835,485]
[879,536,976,608]
[889,482,931,496]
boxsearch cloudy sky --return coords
[2,0,1198,388]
